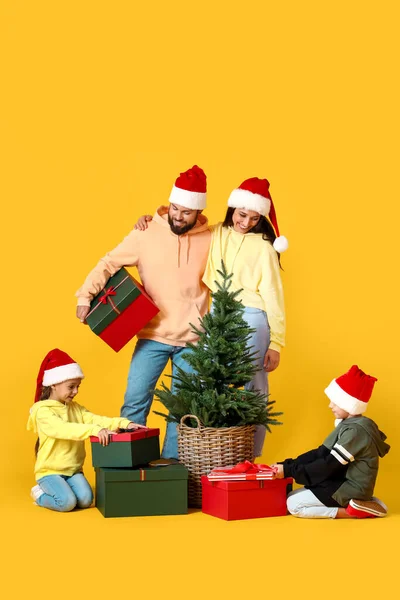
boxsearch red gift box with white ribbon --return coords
[207,460,277,481]
[202,461,292,521]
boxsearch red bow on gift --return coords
[219,461,277,475]
[99,287,116,304]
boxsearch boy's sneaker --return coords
[371,496,388,511]
[346,498,387,518]
[30,484,44,505]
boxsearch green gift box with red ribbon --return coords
[86,268,159,352]
[90,427,160,468]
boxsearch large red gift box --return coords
[201,475,293,521]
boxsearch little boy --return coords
[272,365,390,519]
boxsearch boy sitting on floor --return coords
[272,365,389,519]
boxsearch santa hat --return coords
[324,365,377,415]
[168,165,207,210]
[227,177,288,252]
[35,348,84,403]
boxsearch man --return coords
[75,165,211,458]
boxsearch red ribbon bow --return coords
[99,287,116,304]
[86,275,130,319]
[219,460,277,475]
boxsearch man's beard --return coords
[168,214,197,235]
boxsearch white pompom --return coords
[273,235,289,253]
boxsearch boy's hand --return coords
[97,429,116,446]
[126,422,147,430]
[271,463,285,479]
[134,215,152,231]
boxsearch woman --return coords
[203,177,287,457]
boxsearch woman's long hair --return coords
[222,207,282,268]
[34,386,51,456]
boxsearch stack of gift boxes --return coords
[87,268,189,517]
[91,428,189,518]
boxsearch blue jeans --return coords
[121,339,194,459]
[36,473,93,512]
[242,307,271,457]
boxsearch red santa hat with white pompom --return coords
[34,348,84,403]
[227,177,288,252]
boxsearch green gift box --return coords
[86,268,141,335]
[95,464,189,518]
[90,428,160,468]
[85,268,160,352]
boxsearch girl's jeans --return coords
[37,472,93,512]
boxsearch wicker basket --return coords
[177,414,255,507]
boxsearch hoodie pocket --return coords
[162,299,205,342]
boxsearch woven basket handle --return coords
[180,414,202,429]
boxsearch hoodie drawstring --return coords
[177,236,181,267]
[177,234,191,267]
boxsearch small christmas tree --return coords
[154,262,282,430]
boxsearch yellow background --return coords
[1,1,399,598]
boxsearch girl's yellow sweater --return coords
[27,400,130,480]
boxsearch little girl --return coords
[27,348,143,512]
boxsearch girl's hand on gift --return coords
[76,305,90,324]
[271,464,285,479]
[97,429,116,446]
[263,348,280,372]
[126,422,147,430]
[134,215,152,231]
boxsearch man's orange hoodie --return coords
[76,206,211,346]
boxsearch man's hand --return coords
[134,215,152,231]
[76,305,90,323]
[263,348,280,372]
[97,429,116,446]
[271,464,285,479]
